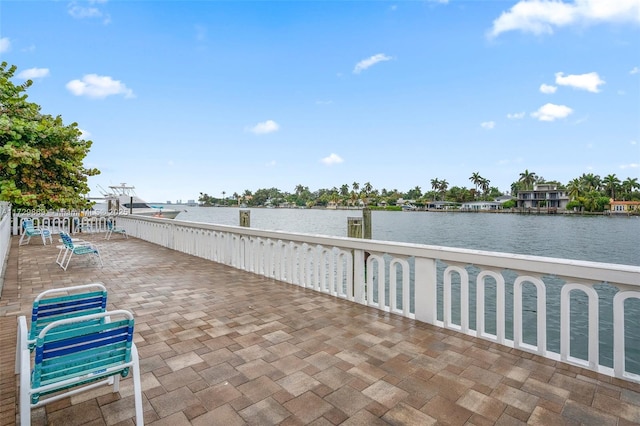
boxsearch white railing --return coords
[12,212,126,236]
[0,202,12,287]
[119,215,640,382]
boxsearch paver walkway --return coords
[2,234,640,425]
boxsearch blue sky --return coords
[2,0,639,203]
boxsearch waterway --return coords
[175,207,639,266]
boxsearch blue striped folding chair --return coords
[105,219,128,240]
[19,218,52,246]
[15,283,108,374]
[58,232,103,270]
[18,310,143,426]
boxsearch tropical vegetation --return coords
[199,171,640,213]
[0,62,99,210]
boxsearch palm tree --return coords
[518,169,537,190]
[430,178,440,201]
[340,184,349,198]
[622,177,640,200]
[580,173,601,192]
[566,178,582,200]
[510,182,521,196]
[222,191,226,205]
[438,180,449,201]
[352,182,360,193]
[480,177,490,198]
[362,182,373,206]
[602,174,621,200]
[469,172,482,198]
[349,191,358,207]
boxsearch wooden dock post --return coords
[240,210,250,227]
[362,208,371,240]
[347,217,363,238]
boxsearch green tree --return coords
[469,172,483,199]
[0,62,99,209]
[518,169,537,190]
[602,174,621,200]
[566,178,582,200]
[580,173,601,192]
[479,177,490,198]
[430,178,440,201]
[622,177,640,200]
[198,192,215,206]
[438,180,449,201]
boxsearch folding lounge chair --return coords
[105,219,128,240]
[55,236,91,268]
[19,219,52,246]
[57,232,103,270]
[18,310,144,426]
[15,283,108,374]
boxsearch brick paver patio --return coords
[2,234,640,425]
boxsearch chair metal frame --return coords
[105,219,128,240]
[18,310,143,426]
[19,218,52,246]
[57,232,103,270]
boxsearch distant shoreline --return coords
[192,205,638,217]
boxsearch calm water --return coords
[174,207,640,266]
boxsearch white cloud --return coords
[266,160,276,167]
[68,1,111,24]
[316,100,333,105]
[321,153,344,166]
[17,67,50,80]
[0,37,9,53]
[507,112,526,119]
[630,66,640,75]
[353,53,392,74]
[488,0,640,38]
[531,103,573,121]
[248,120,279,135]
[79,128,90,138]
[555,71,605,92]
[631,140,638,145]
[539,83,557,94]
[66,74,134,99]
[481,121,496,129]
[620,163,639,169]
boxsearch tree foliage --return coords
[0,62,99,210]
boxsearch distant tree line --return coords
[199,170,640,212]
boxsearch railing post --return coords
[353,249,366,304]
[414,256,438,325]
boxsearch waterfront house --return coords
[516,183,569,210]
[425,201,459,210]
[610,199,640,214]
[460,201,502,211]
